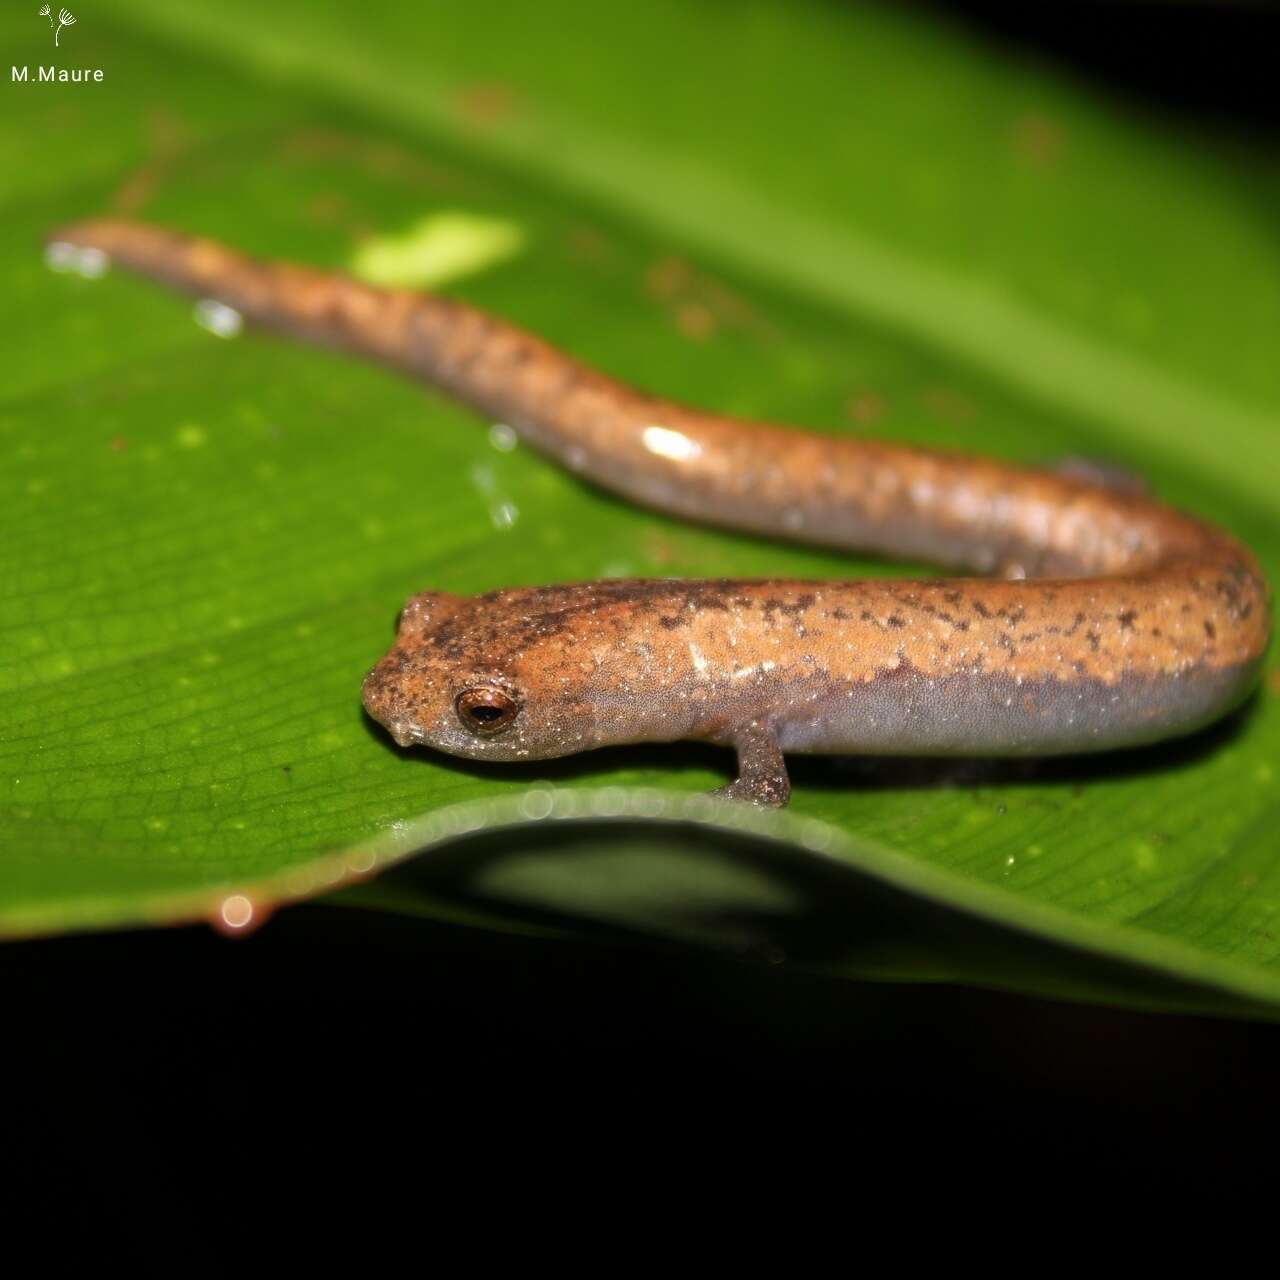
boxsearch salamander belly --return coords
[772,659,1261,757]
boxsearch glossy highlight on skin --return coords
[49,218,1271,805]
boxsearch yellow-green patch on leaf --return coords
[350,211,526,288]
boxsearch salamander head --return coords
[361,589,612,763]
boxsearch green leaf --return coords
[3,1,1278,1015]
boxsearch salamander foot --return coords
[711,723,791,807]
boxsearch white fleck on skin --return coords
[641,424,702,462]
[688,642,710,677]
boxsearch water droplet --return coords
[76,247,110,279]
[316,861,345,887]
[550,789,580,818]
[590,787,627,817]
[175,422,207,449]
[44,241,77,272]
[213,894,258,935]
[632,789,667,819]
[194,298,243,338]
[488,423,518,452]
[490,500,518,530]
[800,819,836,853]
[345,848,376,875]
[686,794,716,822]
[286,870,318,897]
[519,788,554,820]
[44,241,110,277]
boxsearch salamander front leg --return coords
[712,722,790,807]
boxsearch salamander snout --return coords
[363,658,506,752]
[363,656,555,762]
[362,586,653,764]
[362,592,563,762]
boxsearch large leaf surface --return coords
[3,1,1279,1013]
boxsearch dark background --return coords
[11,3,1279,1228]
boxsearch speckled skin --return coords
[51,218,1271,804]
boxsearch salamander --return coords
[48,218,1271,805]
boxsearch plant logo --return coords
[38,6,77,47]
[12,2,100,81]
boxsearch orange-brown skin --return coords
[49,218,1271,805]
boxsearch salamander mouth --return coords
[386,719,422,748]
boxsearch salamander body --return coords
[49,219,1270,804]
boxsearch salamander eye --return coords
[455,686,520,737]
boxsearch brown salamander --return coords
[48,219,1270,805]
